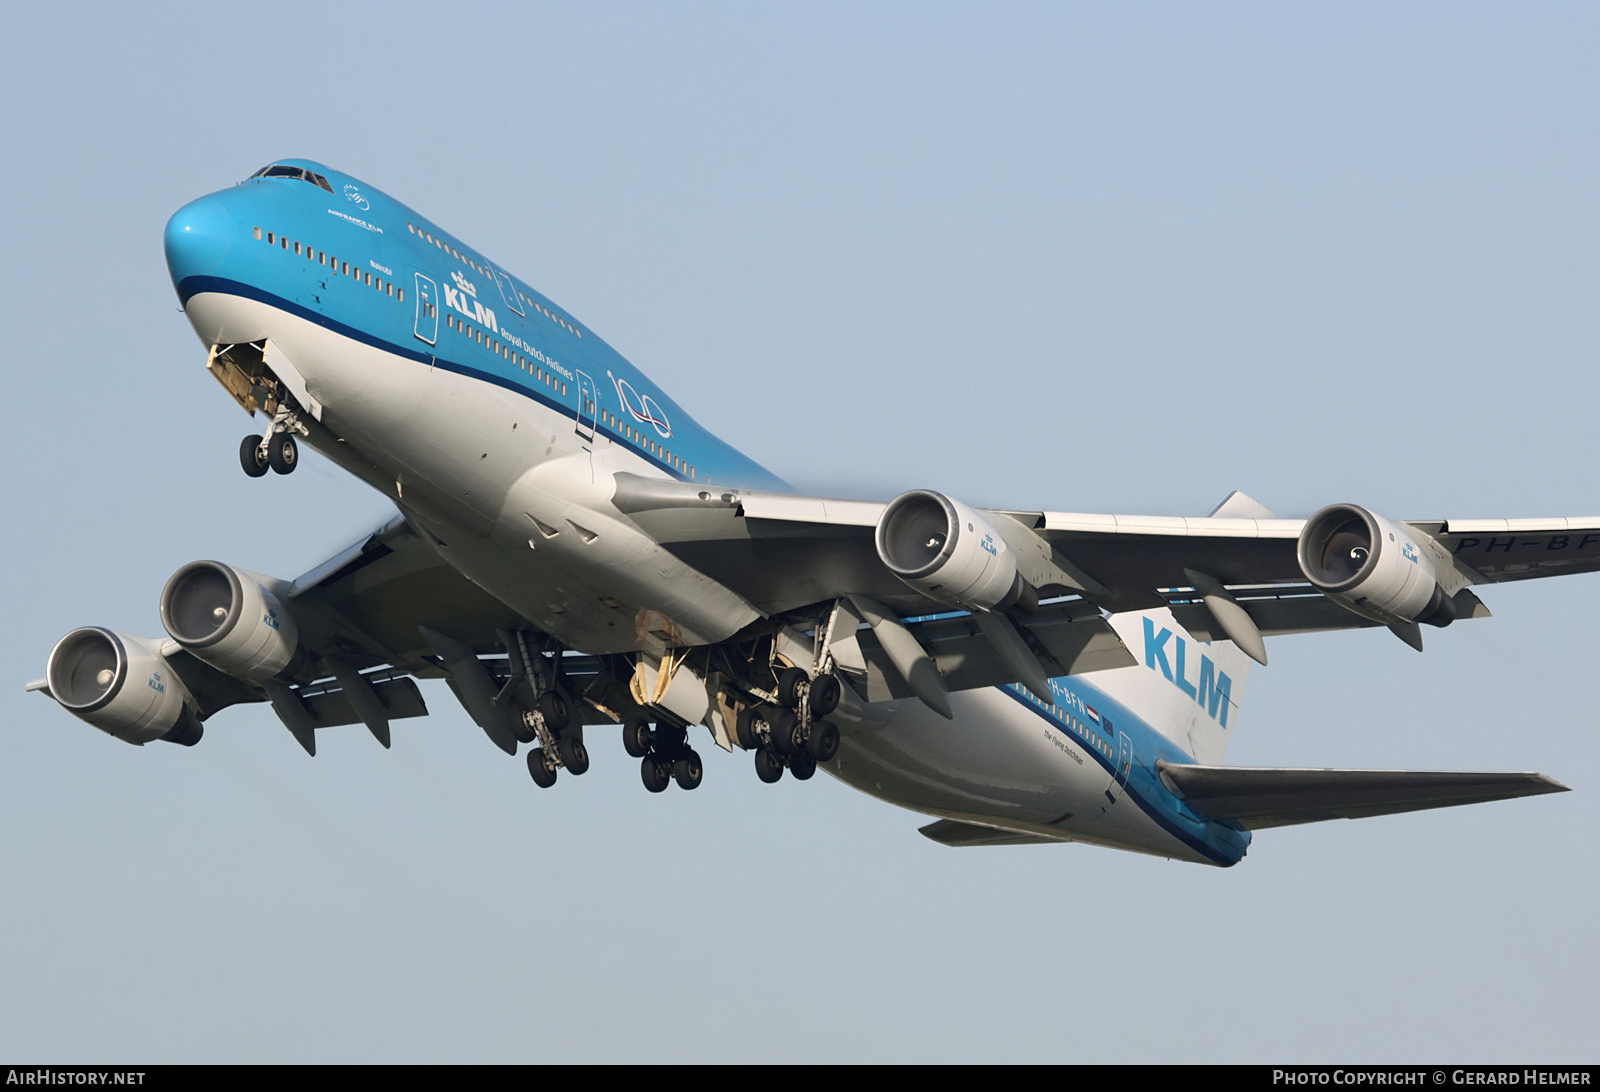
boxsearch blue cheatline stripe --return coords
[995,685,1243,866]
[177,275,692,482]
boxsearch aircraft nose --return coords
[164,196,234,288]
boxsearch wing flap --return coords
[835,601,1136,701]
[1167,587,1491,640]
[1158,761,1568,830]
[738,491,884,527]
[297,676,429,729]
[1041,512,1303,539]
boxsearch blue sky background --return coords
[1,2,1596,1062]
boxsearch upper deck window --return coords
[248,164,335,193]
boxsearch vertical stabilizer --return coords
[1085,609,1255,765]
[1208,491,1277,520]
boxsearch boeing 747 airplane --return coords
[28,160,1576,866]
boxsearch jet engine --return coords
[1297,504,1455,627]
[45,627,201,745]
[875,490,1028,611]
[159,561,300,680]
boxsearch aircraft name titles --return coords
[1044,729,1084,766]
[1143,618,1234,727]
[326,207,383,233]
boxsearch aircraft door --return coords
[1112,729,1134,801]
[413,273,439,345]
[493,268,525,316]
[1101,717,1133,804]
[574,370,598,442]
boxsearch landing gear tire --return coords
[755,748,784,784]
[735,707,760,750]
[511,705,537,745]
[240,435,269,478]
[807,674,841,717]
[558,735,589,775]
[538,690,578,733]
[527,748,557,788]
[641,755,671,793]
[672,749,703,790]
[768,709,804,756]
[777,666,809,708]
[622,717,652,758]
[652,723,686,760]
[808,720,840,763]
[267,432,298,475]
[790,749,817,780]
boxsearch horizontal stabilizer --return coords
[1158,761,1568,830]
[918,819,1069,847]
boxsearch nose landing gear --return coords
[239,406,307,477]
[268,432,298,474]
[240,434,270,477]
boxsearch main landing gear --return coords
[239,406,307,477]
[737,667,841,785]
[631,717,702,793]
[523,690,589,789]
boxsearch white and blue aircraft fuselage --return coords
[32,161,1571,868]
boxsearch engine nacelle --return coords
[875,490,1026,611]
[45,627,201,745]
[1297,504,1455,627]
[159,561,300,680]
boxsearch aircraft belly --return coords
[181,293,434,439]
[324,352,755,653]
[832,688,1209,863]
[182,291,273,349]
[180,292,754,655]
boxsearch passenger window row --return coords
[404,222,583,340]
[1018,683,1117,756]
[517,290,583,339]
[595,407,694,477]
[251,224,692,475]
[443,314,569,396]
[252,226,404,302]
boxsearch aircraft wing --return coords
[1038,511,1600,593]
[150,515,625,750]
[150,483,1600,745]
[1405,518,1600,583]
[281,513,524,666]
[620,476,1600,646]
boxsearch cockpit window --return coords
[247,164,334,193]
